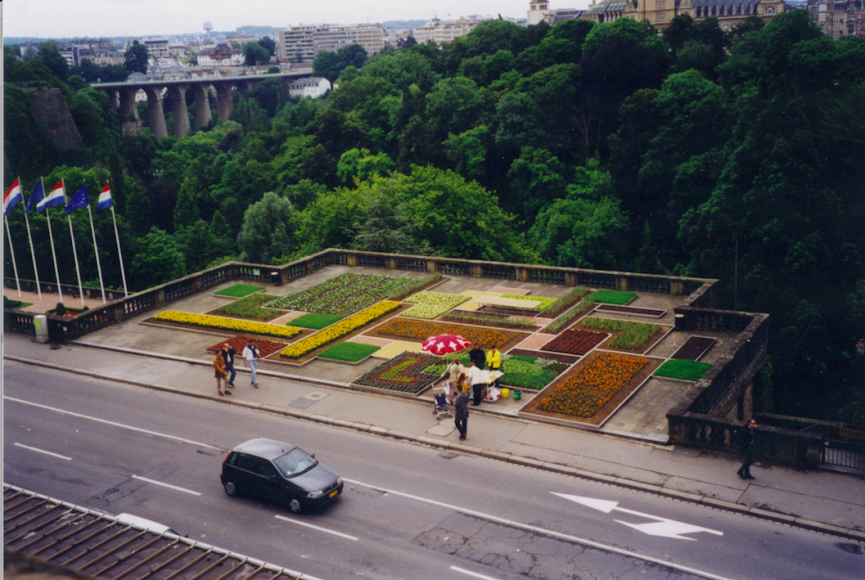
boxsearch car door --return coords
[248,456,282,500]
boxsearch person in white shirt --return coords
[465,361,485,406]
[242,339,260,388]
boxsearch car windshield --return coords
[273,448,317,477]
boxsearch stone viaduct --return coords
[93,72,309,139]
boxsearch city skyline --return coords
[3,0,593,39]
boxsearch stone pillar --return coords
[236,80,256,99]
[118,88,139,119]
[142,86,168,138]
[104,88,120,110]
[213,82,234,121]
[192,84,213,128]
[167,85,191,137]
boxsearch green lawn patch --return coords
[586,290,637,305]
[290,313,344,329]
[318,342,380,362]
[214,284,265,298]
[212,293,281,320]
[654,359,712,381]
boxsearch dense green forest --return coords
[3,12,864,423]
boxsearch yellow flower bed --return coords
[154,310,302,339]
[279,300,401,359]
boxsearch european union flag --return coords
[65,184,89,214]
[25,181,44,213]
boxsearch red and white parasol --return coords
[422,334,471,355]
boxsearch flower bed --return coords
[265,273,420,316]
[402,291,470,319]
[441,311,537,330]
[653,359,711,381]
[538,352,649,417]
[376,319,521,349]
[501,294,557,310]
[424,354,569,390]
[212,293,282,320]
[354,351,442,393]
[214,284,265,298]
[543,300,597,333]
[581,317,661,350]
[541,329,607,356]
[279,301,401,359]
[318,341,380,362]
[153,310,303,339]
[205,336,287,357]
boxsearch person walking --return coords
[221,343,237,388]
[454,387,469,440]
[466,361,485,406]
[214,351,230,396]
[737,418,757,480]
[242,339,261,388]
[486,345,502,388]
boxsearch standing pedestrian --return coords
[214,351,231,396]
[737,418,757,480]
[466,361,485,406]
[486,345,501,387]
[442,357,464,403]
[221,343,237,388]
[242,339,261,388]
[454,387,469,440]
[469,344,486,370]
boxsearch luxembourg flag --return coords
[37,181,66,212]
[4,178,23,215]
[97,183,113,210]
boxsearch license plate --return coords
[329,489,339,498]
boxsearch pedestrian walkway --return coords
[4,288,108,314]
[4,331,863,541]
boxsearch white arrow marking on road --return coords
[552,493,723,541]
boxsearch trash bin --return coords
[34,314,49,344]
[501,387,510,400]
[270,271,282,286]
[513,389,522,401]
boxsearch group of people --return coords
[213,338,262,396]
[441,344,503,441]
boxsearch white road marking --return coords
[13,442,72,461]
[131,475,201,496]
[552,493,724,541]
[344,478,736,580]
[451,566,501,579]
[274,515,358,541]
[5,397,222,450]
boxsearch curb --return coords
[6,354,864,542]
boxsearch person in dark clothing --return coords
[469,345,485,370]
[221,343,237,388]
[454,389,469,440]
[737,418,757,480]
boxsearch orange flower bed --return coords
[376,318,520,348]
[538,352,648,417]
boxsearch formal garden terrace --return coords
[4,249,770,447]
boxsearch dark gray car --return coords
[221,438,343,513]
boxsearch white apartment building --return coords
[142,38,170,59]
[410,15,493,46]
[288,76,332,98]
[278,23,384,63]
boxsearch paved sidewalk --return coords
[4,332,863,541]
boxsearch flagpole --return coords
[63,179,86,307]
[109,206,129,297]
[43,178,64,305]
[22,178,42,300]
[4,212,22,297]
[86,204,106,303]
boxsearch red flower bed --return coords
[541,329,607,355]
[376,318,520,348]
[206,336,287,357]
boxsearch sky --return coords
[3,0,592,39]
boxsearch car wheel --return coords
[224,480,239,497]
[289,498,302,513]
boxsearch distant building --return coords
[197,43,244,66]
[141,37,170,59]
[278,23,384,64]
[288,76,332,98]
[410,16,493,45]
[79,49,125,66]
[226,33,256,47]
[807,0,865,37]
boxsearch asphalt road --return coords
[3,361,862,580]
